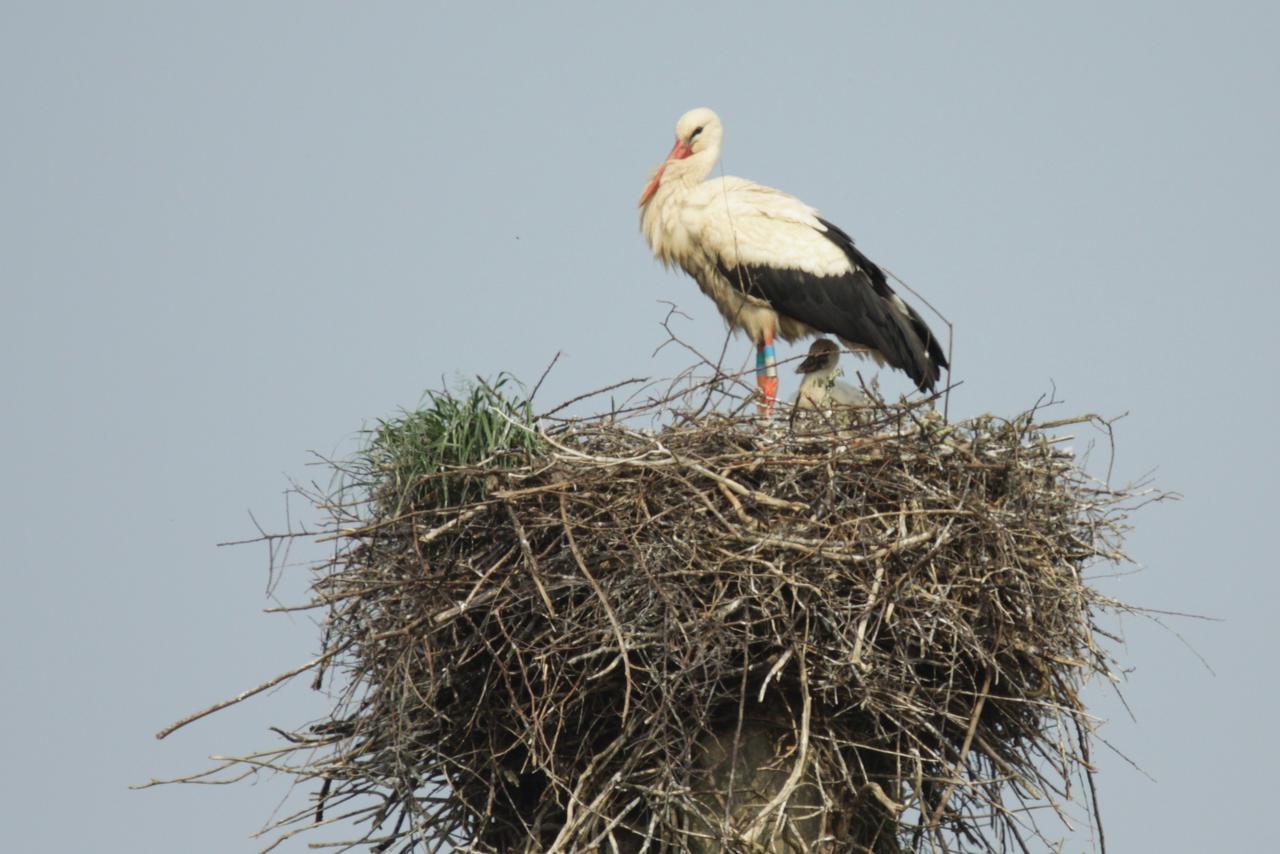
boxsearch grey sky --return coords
[2,2,1276,850]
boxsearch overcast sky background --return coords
[3,2,1277,851]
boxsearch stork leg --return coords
[756,333,779,416]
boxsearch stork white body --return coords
[639,108,947,412]
[643,175,849,347]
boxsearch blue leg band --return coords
[756,343,776,376]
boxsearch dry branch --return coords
[154,376,1157,853]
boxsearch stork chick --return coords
[795,338,867,411]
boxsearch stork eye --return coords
[690,126,704,140]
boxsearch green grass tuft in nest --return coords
[360,373,543,513]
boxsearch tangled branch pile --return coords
[157,379,1147,853]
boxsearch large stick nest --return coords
[156,378,1149,853]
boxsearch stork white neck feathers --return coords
[638,107,947,409]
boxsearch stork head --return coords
[674,107,723,156]
[639,107,723,207]
[796,338,840,374]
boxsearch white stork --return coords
[795,338,868,411]
[639,107,947,412]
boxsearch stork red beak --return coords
[638,138,693,207]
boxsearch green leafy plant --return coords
[361,373,542,514]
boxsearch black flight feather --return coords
[716,218,947,391]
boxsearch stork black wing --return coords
[818,219,949,377]
[717,218,947,391]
